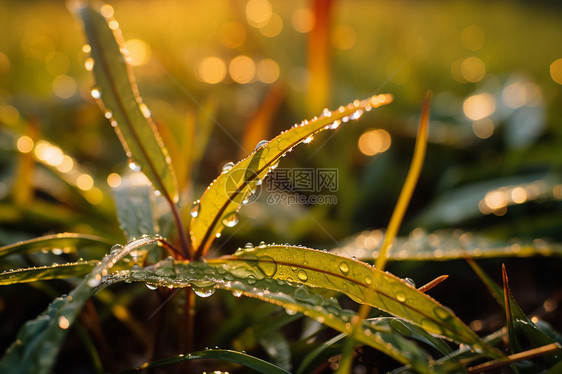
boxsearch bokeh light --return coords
[460,25,485,51]
[550,58,562,85]
[331,25,356,50]
[472,118,494,139]
[358,129,391,156]
[229,55,255,84]
[76,173,94,191]
[259,13,283,38]
[463,93,496,120]
[219,22,247,48]
[125,39,151,66]
[198,56,227,84]
[460,56,485,82]
[292,8,314,33]
[107,173,122,188]
[246,0,272,28]
[257,58,280,84]
[52,74,77,99]
[16,136,34,153]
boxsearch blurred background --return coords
[1,0,562,371]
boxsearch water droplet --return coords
[303,136,314,144]
[396,292,406,303]
[215,232,221,238]
[190,201,200,218]
[285,307,298,315]
[128,161,141,172]
[232,290,243,297]
[259,241,266,247]
[145,283,157,290]
[254,140,269,151]
[58,316,70,329]
[404,278,416,288]
[154,190,161,197]
[326,120,341,130]
[297,270,308,282]
[365,276,372,285]
[247,275,257,284]
[222,212,239,227]
[339,262,349,275]
[244,242,255,251]
[52,248,63,255]
[342,116,350,123]
[104,110,112,119]
[84,57,94,71]
[222,162,235,173]
[350,109,364,120]
[257,256,277,277]
[434,307,451,320]
[192,284,216,298]
[110,120,117,127]
[139,103,151,118]
[87,273,102,288]
[322,108,331,117]
[90,88,101,99]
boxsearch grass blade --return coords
[116,349,291,374]
[73,3,178,205]
[376,92,430,271]
[0,236,158,374]
[0,233,111,258]
[219,245,492,350]
[129,259,445,373]
[191,94,393,258]
[0,261,98,285]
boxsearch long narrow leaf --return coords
[0,261,98,285]
[0,236,159,374]
[73,3,177,204]
[0,233,111,258]
[217,245,494,352]
[129,259,447,373]
[191,94,393,258]
[116,349,291,374]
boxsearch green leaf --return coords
[0,261,98,285]
[129,259,454,373]
[116,349,291,374]
[0,236,159,374]
[112,174,158,240]
[0,233,112,258]
[73,3,177,204]
[190,94,393,258]
[337,229,562,262]
[467,259,560,365]
[220,245,490,351]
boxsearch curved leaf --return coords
[116,349,291,374]
[218,245,493,352]
[73,3,177,203]
[335,229,562,261]
[129,259,446,373]
[0,236,158,374]
[0,261,98,285]
[0,233,112,258]
[190,94,393,258]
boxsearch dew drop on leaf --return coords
[396,292,406,303]
[232,290,243,297]
[254,140,269,151]
[303,136,314,144]
[222,212,239,227]
[84,57,94,71]
[145,283,158,290]
[128,161,141,172]
[244,242,255,251]
[285,307,298,315]
[257,255,277,277]
[104,110,112,119]
[297,270,308,282]
[222,161,235,173]
[365,276,372,285]
[434,307,451,320]
[247,274,257,284]
[190,201,200,217]
[192,285,216,298]
[90,88,101,99]
[339,262,350,275]
[404,277,416,288]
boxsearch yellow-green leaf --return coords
[74,3,177,204]
[191,94,393,258]
[0,233,112,258]
[218,245,495,352]
[0,261,98,285]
